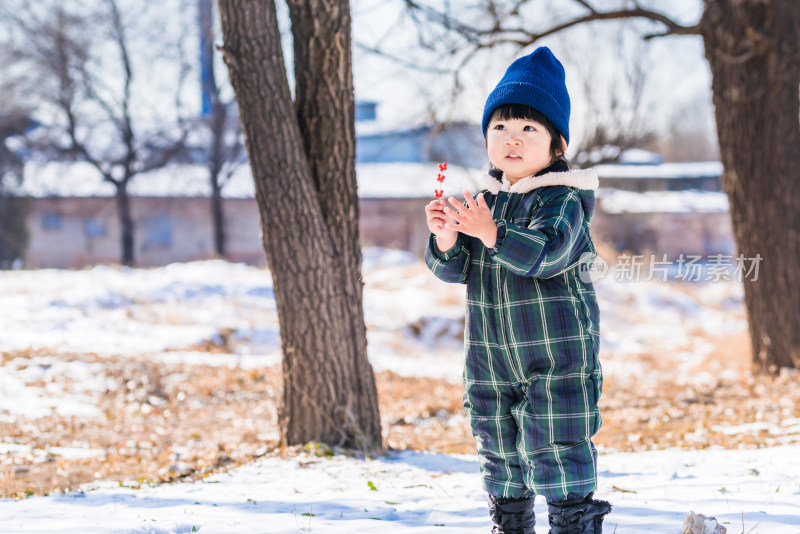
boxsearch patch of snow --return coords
[0,261,277,357]
[362,247,419,271]
[593,275,746,362]
[0,367,103,419]
[595,161,723,179]
[618,148,664,165]
[151,351,281,370]
[597,188,729,213]
[0,447,798,533]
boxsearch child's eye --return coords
[523,125,536,131]
[493,124,505,130]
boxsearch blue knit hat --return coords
[481,47,570,145]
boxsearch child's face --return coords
[486,117,553,183]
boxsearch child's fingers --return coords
[428,215,446,229]
[442,205,465,224]
[446,196,465,214]
[476,193,488,209]
[430,208,456,227]
[462,189,477,209]
[425,203,446,218]
[428,212,448,225]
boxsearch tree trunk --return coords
[199,0,227,258]
[210,177,225,258]
[209,102,228,258]
[0,122,29,268]
[0,194,30,269]
[116,183,135,267]
[700,0,800,372]
[217,0,382,448]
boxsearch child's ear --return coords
[560,136,568,155]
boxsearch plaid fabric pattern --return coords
[425,181,602,503]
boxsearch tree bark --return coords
[199,0,227,258]
[700,0,800,372]
[209,103,228,258]
[115,183,135,267]
[217,0,382,448]
[210,177,225,258]
[0,116,29,268]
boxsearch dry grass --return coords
[1,349,281,498]
[597,332,800,452]
[377,328,800,455]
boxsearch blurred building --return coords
[4,106,734,268]
[355,101,486,168]
[8,161,484,267]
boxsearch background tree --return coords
[651,93,719,162]
[401,0,800,373]
[216,0,382,449]
[0,0,188,266]
[0,111,31,269]
[562,25,659,166]
[196,0,245,258]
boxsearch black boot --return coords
[488,495,535,534]
[547,493,612,534]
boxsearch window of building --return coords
[41,213,62,231]
[83,217,107,238]
[143,216,173,249]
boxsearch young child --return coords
[424,47,611,534]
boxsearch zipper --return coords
[492,193,526,384]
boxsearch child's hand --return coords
[444,190,497,249]
[425,198,458,252]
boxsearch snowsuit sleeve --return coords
[424,232,471,284]
[488,187,589,279]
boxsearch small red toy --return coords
[434,162,447,197]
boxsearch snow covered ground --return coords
[1,249,798,533]
[2,446,798,533]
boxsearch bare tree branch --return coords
[139,130,189,174]
[402,0,701,50]
[573,0,598,15]
[402,0,481,42]
[353,41,453,74]
[514,7,700,44]
[107,0,136,183]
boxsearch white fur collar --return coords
[478,168,599,195]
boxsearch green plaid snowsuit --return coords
[425,167,602,503]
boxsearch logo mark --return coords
[578,252,609,283]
